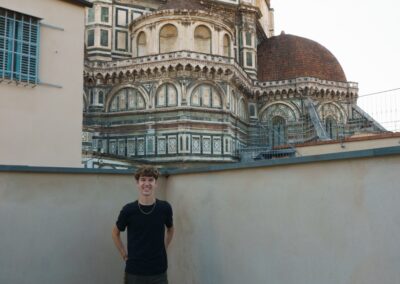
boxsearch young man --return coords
[112,166,174,284]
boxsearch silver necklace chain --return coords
[138,200,157,215]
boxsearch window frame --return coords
[100,29,109,47]
[245,51,253,67]
[156,83,178,108]
[100,7,109,23]
[87,29,95,47]
[115,8,128,27]
[109,88,145,112]
[245,32,252,47]
[115,30,128,51]
[87,7,95,23]
[191,84,222,109]
[0,8,40,84]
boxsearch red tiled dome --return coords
[257,33,347,82]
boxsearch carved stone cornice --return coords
[85,54,358,104]
[254,77,358,101]
[84,50,254,93]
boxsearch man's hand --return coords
[112,225,128,261]
[121,252,128,261]
[165,226,175,249]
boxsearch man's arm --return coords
[165,226,175,249]
[112,225,128,261]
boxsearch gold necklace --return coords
[138,200,157,215]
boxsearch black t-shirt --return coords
[116,199,173,275]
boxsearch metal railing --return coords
[357,88,400,132]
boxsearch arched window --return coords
[109,88,145,112]
[325,116,338,139]
[159,24,178,53]
[191,85,222,108]
[194,25,211,54]
[89,89,94,104]
[238,99,247,120]
[231,91,236,113]
[249,104,256,117]
[98,91,104,104]
[137,32,146,57]
[271,116,287,146]
[223,34,230,57]
[156,84,178,107]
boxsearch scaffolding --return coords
[239,91,400,162]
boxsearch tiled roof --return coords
[257,33,346,82]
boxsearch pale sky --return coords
[272,0,400,96]
[272,0,400,130]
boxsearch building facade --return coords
[0,0,91,167]
[83,0,383,166]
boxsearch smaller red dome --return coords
[257,33,347,82]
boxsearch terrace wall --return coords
[0,147,399,284]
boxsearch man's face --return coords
[137,175,157,197]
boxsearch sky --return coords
[271,0,400,129]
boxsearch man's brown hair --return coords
[134,165,159,181]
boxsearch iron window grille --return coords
[0,8,40,85]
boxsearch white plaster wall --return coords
[0,0,85,167]
[297,136,400,156]
[166,155,400,284]
[0,172,167,284]
[0,153,399,284]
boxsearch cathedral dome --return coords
[158,0,208,11]
[257,33,347,82]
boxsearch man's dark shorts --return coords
[124,272,168,284]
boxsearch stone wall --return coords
[1,147,399,284]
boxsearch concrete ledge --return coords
[1,146,400,175]
[0,165,134,175]
[164,146,400,175]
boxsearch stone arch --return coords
[317,101,347,123]
[222,33,231,57]
[224,68,233,75]
[187,80,227,109]
[95,73,104,85]
[259,101,300,123]
[152,81,181,107]
[159,23,179,53]
[237,97,248,121]
[194,24,212,54]
[185,64,193,71]
[86,77,95,86]
[136,30,147,57]
[105,84,149,112]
